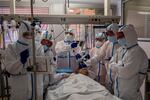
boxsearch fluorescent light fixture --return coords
[69,9,74,13]
[138,11,150,15]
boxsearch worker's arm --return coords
[85,41,108,66]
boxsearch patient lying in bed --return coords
[46,73,121,100]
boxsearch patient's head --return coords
[78,68,89,76]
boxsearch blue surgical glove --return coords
[75,53,82,60]
[20,49,29,65]
[83,54,90,61]
[71,42,78,48]
[79,61,87,69]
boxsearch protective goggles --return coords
[41,39,53,47]
[95,38,104,42]
[106,30,115,36]
[65,32,74,36]
[116,31,125,39]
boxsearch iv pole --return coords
[30,0,37,100]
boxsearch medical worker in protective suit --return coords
[37,30,69,97]
[55,29,80,53]
[109,24,148,100]
[82,23,120,90]
[40,31,57,87]
[3,20,44,100]
[55,29,80,71]
[87,32,107,82]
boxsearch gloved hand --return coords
[75,53,82,60]
[20,49,29,64]
[71,42,78,48]
[2,70,10,77]
[26,66,33,71]
[53,57,56,61]
[79,61,87,69]
[82,54,90,61]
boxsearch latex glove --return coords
[79,61,87,69]
[82,54,90,61]
[71,42,78,48]
[53,57,56,61]
[75,53,82,60]
[26,66,33,71]
[2,70,10,77]
[20,49,29,64]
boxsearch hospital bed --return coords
[45,73,121,100]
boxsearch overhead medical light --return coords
[69,9,74,13]
[138,11,150,15]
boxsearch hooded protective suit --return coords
[39,31,57,88]
[55,29,80,71]
[109,25,148,100]
[88,32,107,82]
[85,24,120,87]
[3,20,44,100]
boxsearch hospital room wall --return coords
[49,3,66,42]
[125,0,150,38]
[124,1,150,99]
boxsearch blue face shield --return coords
[108,36,117,43]
[118,38,127,46]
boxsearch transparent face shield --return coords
[106,30,115,37]
[116,31,125,40]
[64,32,74,42]
[41,31,53,47]
[41,39,53,47]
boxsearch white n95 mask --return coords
[118,38,127,46]
[108,36,117,43]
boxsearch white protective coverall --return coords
[88,32,107,82]
[109,25,148,100]
[39,31,57,86]
[85,24,120,86]
[55,29,81,71]
[3,20,44,100]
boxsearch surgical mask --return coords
[95,41,103,48]
[118,38,127,46]
[108,36,117,43]
[64,34,74,42]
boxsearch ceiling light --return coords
[138,11,150,15]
